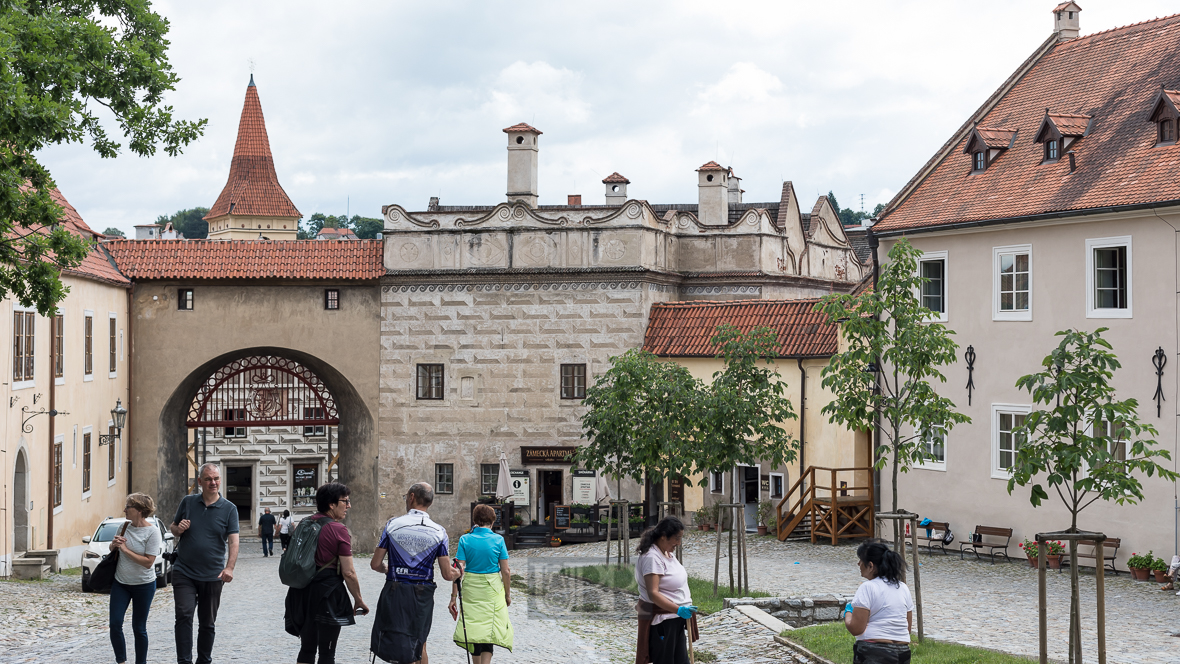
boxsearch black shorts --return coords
[472,643,494,655]
[853,640,912,664]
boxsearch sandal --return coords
[1161,583,1174,591]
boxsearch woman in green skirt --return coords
[449,504,514,663]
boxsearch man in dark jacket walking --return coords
[259,508,277,557]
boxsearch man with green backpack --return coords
[281,482,369,664]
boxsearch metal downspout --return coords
[46,314,56,550]
[868,227,882,518]
[126,283,133,494]
[797,358,806,493]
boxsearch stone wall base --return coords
[725,594,854,627]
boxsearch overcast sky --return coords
[39,1,1180,235]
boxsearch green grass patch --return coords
[782,622,1036,664]
[559,564,769,615]
[693,649,718,662]
[57,567,83,577]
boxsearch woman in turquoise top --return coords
[449,504,514,663]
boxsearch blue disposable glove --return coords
[677,605,698,620]
[841,602,853,618]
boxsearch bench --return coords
[914,521,951,556]
[959,525,1013,564]
[1061,538,1121,576]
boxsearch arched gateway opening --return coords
[158,347,375,541]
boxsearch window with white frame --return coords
[13,308,35,387]
[918,251,948,321]
[221,408,247,438]
[710,470,724,494]
[918,424,947,470]
[302,407,326,436]
[1093,414,1128,464]
[992,404,1031,478]
[993,245,1032,321]
[83,313,94,378]
[108,314,117,377]
[769,473,785,500]
[1086,236,1131,318]
[480,464,499,495]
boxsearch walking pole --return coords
[686,617,696,664]
[453,563,473,664]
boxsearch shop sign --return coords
[572,469,595,504]
[520,446,577,465]
[510,469,530,506]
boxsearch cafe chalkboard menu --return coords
[553,505,571,530]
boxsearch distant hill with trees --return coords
[827,191,886,227]
[155,207,210,239]
[299,213,382,240]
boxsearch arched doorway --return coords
[13,448,28,554]
[158,347,376,542]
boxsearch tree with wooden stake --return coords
[697,324,798,597]
[816,239,970,540]
[1009,328,1178,664]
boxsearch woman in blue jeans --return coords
[109,493,163,664]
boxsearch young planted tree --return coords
[1009,328,1178,663]
[817,239,970,520]
[1,0,206,315]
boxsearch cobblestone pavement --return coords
[523,531,1180,664]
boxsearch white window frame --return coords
[72,425,78,468]
[81,425,93,499]
[12,304,36,390]
[54,308,64,386]
[991,403,1032,479]
[82,309,95,382]
[769,472,785,500]
[1085,236,1132,319]
[108,312,118,379]
[917,250,949,322]
[53,433,65,515]
[992,244,1033,322]
[915,424,947,472]
[709,470,724,494]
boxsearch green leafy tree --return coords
[155,207,209,239]
[817,238,970,515]
[1009,327,1177,664]
[352,215,383,239]
[299,213,383,240]
[101,227,125,238]
[1,0,206,314]
[826,191,885,227]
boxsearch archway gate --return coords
[185,355,340,493]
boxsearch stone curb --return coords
[773,634,840,664]
[735,604,791,634]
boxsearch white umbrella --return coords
[495,452,513,500]
[595,472,613,504]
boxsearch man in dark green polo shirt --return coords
[170,463,240,664]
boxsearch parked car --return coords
[81,516,175,592]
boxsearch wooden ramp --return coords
[776,466,874,545]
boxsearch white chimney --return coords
[1053,2,1081,41]
[697,161,729,225]
[504,122,542,208]
[727,167,742,205]
[603,172,630,206]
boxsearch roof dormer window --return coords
[1045,139,1060,161]
[964,125,1015,173]
[1035,111,1090,163]
[1147,87,1180,145]
[1161,119,1176,143]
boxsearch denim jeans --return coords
[110,578,156,664]
[173,571,223,664]
[261,533,274,556]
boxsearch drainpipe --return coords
[868,227,882,517]
[796,358,806,493]
[126,284,133,494]
[46,314,56,550]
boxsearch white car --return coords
[81,516,175,592]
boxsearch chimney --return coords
[503,122,542,208]
[602,172,630,206]
[428,196,440,211]
[1053,2,1081,41]
[727,167,743,205]
[567,194,582,206]
[1067,150,1077,173]
[697,161,728,225]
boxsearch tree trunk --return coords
[1069,538,1081,664]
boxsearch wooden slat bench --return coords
[915,521,951,555]
[1061,538,1121,576]
[959,525,1013,564]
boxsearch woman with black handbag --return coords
[107,493,164,664]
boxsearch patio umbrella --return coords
[595,472,613,504]
[495,452,513,500]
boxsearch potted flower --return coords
[1127,551,1155,581]
[1019,539,1040,568]
[1151,555,1171,583]
[757,500,776,536]
[1045,540,1065,570]
[549,536,562,548]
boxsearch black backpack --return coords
[278,515,330,589]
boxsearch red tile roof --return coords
[696,161,726,172]
[876,13,1180,233]
[643,299,836,358]
[502,122,542,134]
[204,80,301,221]
[1045,112,1091,136]
[315,227,359,239]
[602,172,630,184]
[14,187,130,286]
[104,240,383,280]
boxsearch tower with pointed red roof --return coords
[204,76,302,240]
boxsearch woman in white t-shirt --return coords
[634,516,697,664]
[844,541,915,664]
[277,510,293,552]
[109,492,164,664]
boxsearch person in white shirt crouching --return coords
[843,541,914,664]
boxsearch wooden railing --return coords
[775,466,874,544]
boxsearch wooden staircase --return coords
[776,466,874,545]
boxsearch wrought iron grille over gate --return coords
[186,355,339,429]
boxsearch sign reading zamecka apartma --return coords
[520,446,577,465]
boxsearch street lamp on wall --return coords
[98,399,128,446]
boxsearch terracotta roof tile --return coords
[502,122,542,134]
[696,161,726,172]
[14,187,129,286]
[877,13,1180,233]
[602,172,630,184]
[643,299,836,358]
[1046,112,1091,136]
[104,239,383,280]
[204,80,301,221]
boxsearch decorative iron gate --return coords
[186,355,339,428]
